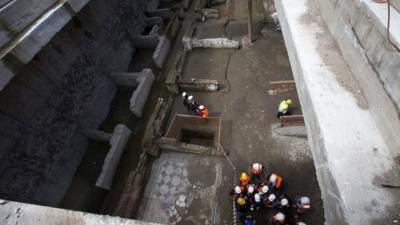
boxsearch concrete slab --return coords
[275,0,400,224]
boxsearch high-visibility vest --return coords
[269,173,283,189]
[201,108,209,118]
[278,101,289,113]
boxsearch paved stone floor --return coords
[137,153,227,225]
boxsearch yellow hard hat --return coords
[286,99,293,104]
[240,172,249,180]
[237,197,246,205]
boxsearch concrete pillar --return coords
[110,69,155,118]
[96,124,132,190]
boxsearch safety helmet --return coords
[199,105,205,110]
[240,172,249,181]
[296,222,307,225]
[248,185,254,194]
[254,193,261,202]
[182,92,187,97]
[188,95,193,101]
[270,174,278,182]
[237,197,246,205]
[275,212,285,222]
[281,198,289,206]
[301,197,310,205]
[234,186,242,194]
[286,99,293,104]
[251,163,262,174]
[261,185,269,194]
[268,194,276,202]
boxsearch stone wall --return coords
[0,0,153,206]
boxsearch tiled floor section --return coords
[138,153,225,225]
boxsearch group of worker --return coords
[182,91,293,120]
[181,92,209,118]
[232,163,310,225]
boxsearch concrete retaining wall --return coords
[275,0,400,224]
[312,0,400,167]
[0,0,153,206]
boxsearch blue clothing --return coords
[244,218,255,225]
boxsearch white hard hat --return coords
[234,186,241,194]
[261,185,269,194]
[268,194,276,202]
[188,95,193,100]
[182,92,187,97]
[270,174,277,182]
[301,197,310,205]
[297,222,307,225]
[252,163,262,170]
[254,193,261,202]
[199,105,205,110]
[275,212,285,221]
[248,185,254,193]
[281,198,289,206]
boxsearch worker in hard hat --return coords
[294,196,311,213]
[258,184,270,196]
[197,105,209,118]
[272,211,288,225]
[249,162,264,185]
[181,92,190,110]
[246,184,256,198]
[276,99,293,118]
[250,193,262,211]
[267,173,284,190]
[230,185,244,200]
[236,197,249,213]
[187,95,199,112]
[239,172,251,187]
[263,193,278,208]
[277,194,291,212]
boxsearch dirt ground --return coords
[60,0,325,224]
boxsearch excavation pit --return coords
[165,114,222,148]
[180,128,216,147]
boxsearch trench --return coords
[0,0,325,224]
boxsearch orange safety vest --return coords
[269,173,283,189]
[201,108,209,118]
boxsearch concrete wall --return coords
[0,0,153,206]
[275,0,400,224]
[311,0,400,165]
[0,199,165,225]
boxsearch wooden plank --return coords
[280,115,304,127]
[268,80,296,95]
